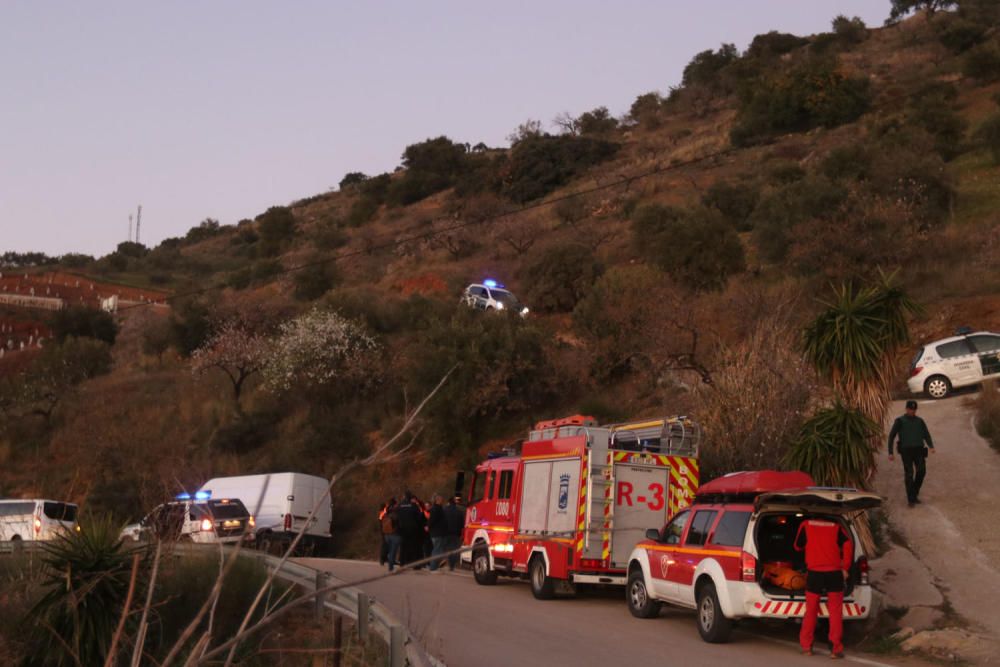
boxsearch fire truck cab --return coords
[462,414,700,599]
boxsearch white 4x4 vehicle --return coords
[908,330,1000,399]
[461,281,529,316]
[625,471,881,643]
[121,494,254,545]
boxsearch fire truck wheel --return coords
[695,582,732,643]
[626,569,661,618]
[473,546,497,585]
[529,556,555,600]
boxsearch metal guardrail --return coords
[1,540,443,667]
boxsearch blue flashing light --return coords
[195,490,212,500]
[483,279,497,288]
[175,492,191,501]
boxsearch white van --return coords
[0,499,79,543]
[907,330,1000,398]
[198,473,333,555]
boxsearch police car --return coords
[625,471,880,643]
[461,280,529,316]
[907,329,1000,399]
[121,492,255,545]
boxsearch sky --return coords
[0,1,889,257]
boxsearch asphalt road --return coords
[299,558,921,667]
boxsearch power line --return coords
[119,143,740,312]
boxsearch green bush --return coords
[646,207,746,291]
[184,218,223,243]
[256,206,297,255]
[821,143,872,181]
[576,106,619,136]
[785,402,879,488]
[746,31,809,59]
[906,83,967,160]
[937,16,987,52]
[50,306,118,345]
[501,134,619,203]
[293,260,337,301]
[831,15,868,44]
[347,196,380,227]
[522,243,603,313]
[682,43,739,88]
[963,40,1000,81]
[751,176,848,263]
[731,58,872,146]
[974,112,1000,163]
[702,180,760,230]
[339,171,369,189]
[385,136,469,205]
[629,92,664,128]
[630,203,684,253]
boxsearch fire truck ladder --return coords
[608,416,700,456]
[583,450,614,562]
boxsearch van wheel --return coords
[627,569,661,618]
[472,546,497,585]
[925,375,951,399]
[529,556,555,600]
[696,582,732,643]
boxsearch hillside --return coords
[2,3,1000,556]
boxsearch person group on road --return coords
[888,399,935,508]
[380,491,466,573]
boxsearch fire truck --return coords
[460,414,700,599]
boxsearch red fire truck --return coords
[460,414,700,599]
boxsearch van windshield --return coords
[203,500,249,519]
[43,502,77,522]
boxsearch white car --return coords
[461,280,529,316]
[121,494,255,545]
[907,330,1000,399]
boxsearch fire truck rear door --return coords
[611,464,669,568]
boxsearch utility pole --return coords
[135,205,142,245]
[128,214,133,243]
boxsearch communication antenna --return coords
[128,214,133,242]
[135,205,142,244]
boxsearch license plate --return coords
[223,520,241,528]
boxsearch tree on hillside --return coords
[338,171,368,189]
[51,306,118,345]
[264,308,377,395]
[629,92,664,128]
[576,107,619,136]
[9,337,112,421]
[888,0,956,23]
[797,272,921,486]
[682,43,738,88]
[256,206,297,256]
[191,317,272,410]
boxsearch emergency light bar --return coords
[483,279,505,288]
[175,490,212,501]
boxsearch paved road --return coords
[299,558,920,667]
[875,397,1000,640]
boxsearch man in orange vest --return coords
[794,517,854,659]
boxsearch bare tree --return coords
[190,318,271,410]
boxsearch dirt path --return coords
[874,396,1000,640]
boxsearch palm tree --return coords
[800,270,922,486]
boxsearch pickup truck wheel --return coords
[529,556,555,600]
[627,569,661,618]
[696,582,733,643]
[473,546,497,585]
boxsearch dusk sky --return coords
[1,1,888,257]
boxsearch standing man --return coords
[427,495,448,572]
[444,495,466,572]
[395,492,426,567]
[888,399,935,507]
[794,517,854,659]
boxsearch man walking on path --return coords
[888,399,935,508]
[794,517,854,659]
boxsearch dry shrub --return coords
[974,379,1000,452]
[695,314,819,481]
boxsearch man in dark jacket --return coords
[395,492,426,566]
[427,495,448,571]
[888,400,935,507]
[443,495,466,571]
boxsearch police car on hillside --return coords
[461,280,529,316]
[908,328,1000,399]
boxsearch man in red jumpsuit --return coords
[794,517,853,659]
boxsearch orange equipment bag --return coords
[762,562,806,591]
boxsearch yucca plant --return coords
[802,270,922,485]
[22,516,139,667]
[785,402,879,488]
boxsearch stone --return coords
[899,606,942,632]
